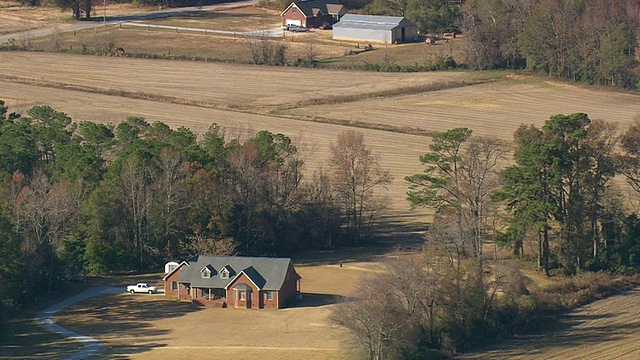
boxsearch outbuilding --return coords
[332,14,418,44]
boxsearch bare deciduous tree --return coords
[330,130,391,244]
[179,234,238,257]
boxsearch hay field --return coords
[2,52,640,215]
[459,287,640,360]
[0,52,475,215]
[54,263,375,359]
[281,78,640,140]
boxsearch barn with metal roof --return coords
[332,14,418,44]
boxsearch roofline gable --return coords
[280,3,306,17]
[162,260,189,281]
[224,270,262,290]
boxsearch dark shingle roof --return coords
[177,255,298,291]
[293,0,344,17]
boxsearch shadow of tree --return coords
[294,213,427,266]
[458,288,640,359]
[55,293,200,358]
[289,293,345,308]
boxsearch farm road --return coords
[36,286,122,360]
[120,22,283,38]
[0,0,255,43]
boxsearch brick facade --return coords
[163,256,301,309]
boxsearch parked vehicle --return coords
[126,283,157,294]
[282,24,309,32]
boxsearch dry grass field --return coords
[143,6,283,31]
[460,287,640,360]
[3,4,463,65]
[0,3,163,35]
[0,2,68,35]
[1,52,639,215]
[52,263,378,360]
[2,14,640,356]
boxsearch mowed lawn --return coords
[54,263,372,359]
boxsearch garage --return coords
[332,14,418,44]
[285,19,302,27]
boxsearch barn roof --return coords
[333,14,415,31]
[177,255,299,291]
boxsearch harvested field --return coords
[2,52,640,215]
[0,52,475,215]
[459,287,640,360]
[140,6,282,32]
[0,3,160,36]
[53,263,377,359]
[282,79,640,140]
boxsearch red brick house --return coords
[280,0,347,29]
[163,255,301,309]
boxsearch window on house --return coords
[265,291,273,300]
[168,264,177,272]
[220,269,229,279]
[171,281,178,291]
[292,8,297,13]
[239,291,246,300]
[201,268,210,278]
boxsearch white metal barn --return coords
[332,14,418,44]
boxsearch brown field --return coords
[0,2,68,35]
[5,4,464,66]
[52,263,378,359]
[2,8,640,355]
[0,3,162,35]
[2,52,640,214]
[143,6,283,31]
[459,287,640,360]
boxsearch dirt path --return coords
[36,286,122,360]
[459,287,640,360]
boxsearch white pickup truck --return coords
[126,283,157,294]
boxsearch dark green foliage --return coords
[497,114,627,274]
[0,118,37,175]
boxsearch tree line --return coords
[460,0,640,88]
[336,113,640,358]
[0,100,390,336]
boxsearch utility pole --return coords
[103,0,106,28]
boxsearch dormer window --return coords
[201,265,215,278]
[220,268,229,279]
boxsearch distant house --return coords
[280,0,347,28]
[163,255,301,309]
[333,14,418,44]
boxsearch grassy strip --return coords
[288,79,491,108]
